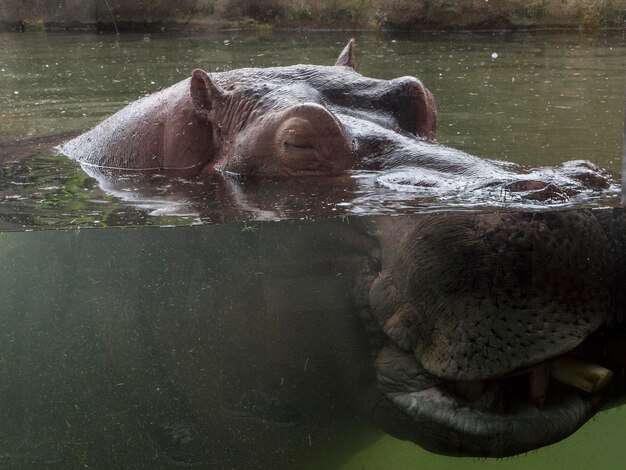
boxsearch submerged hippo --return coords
[60,40,612,202]
[2,209,626,467]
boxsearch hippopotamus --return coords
[40,39,624,466]
[60,40,613,203]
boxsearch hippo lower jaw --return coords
[376,327,626,457]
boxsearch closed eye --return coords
[283,141,315,150]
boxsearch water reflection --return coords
[1,209,626,468]
[85,160,621,215]
[0,152,619,231]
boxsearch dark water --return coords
[1,31,626,469]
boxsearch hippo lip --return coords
[379,327,626,457]
[389,381,598,457]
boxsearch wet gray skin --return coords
[59,40,613,203]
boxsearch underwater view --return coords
[1,30,626,469]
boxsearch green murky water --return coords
[1,31,626,469]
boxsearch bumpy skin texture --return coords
[60,41,612,201]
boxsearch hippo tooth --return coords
[529,362,550,407]
[550,357,613,393]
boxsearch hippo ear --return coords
[416,84,437,142]
[335,39,356,69]
[190,68,224,121]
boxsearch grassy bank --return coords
[1,0,626,32]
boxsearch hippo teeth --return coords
[549,357,614,394]
[527,356,613,407]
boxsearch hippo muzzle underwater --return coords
[60,40,612,202]
[366,210,626,457]
[54,40,626,461]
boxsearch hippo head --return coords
[61,40,612,202]
[61,40,441,180]
[189,68,354,177]
[185,39,437,177]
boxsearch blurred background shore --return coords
[2,0,626,33]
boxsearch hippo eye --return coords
[282,129,315,150]
[284,140,315,150]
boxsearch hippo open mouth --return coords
[364,211,626,457]
[376,327,625,457]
